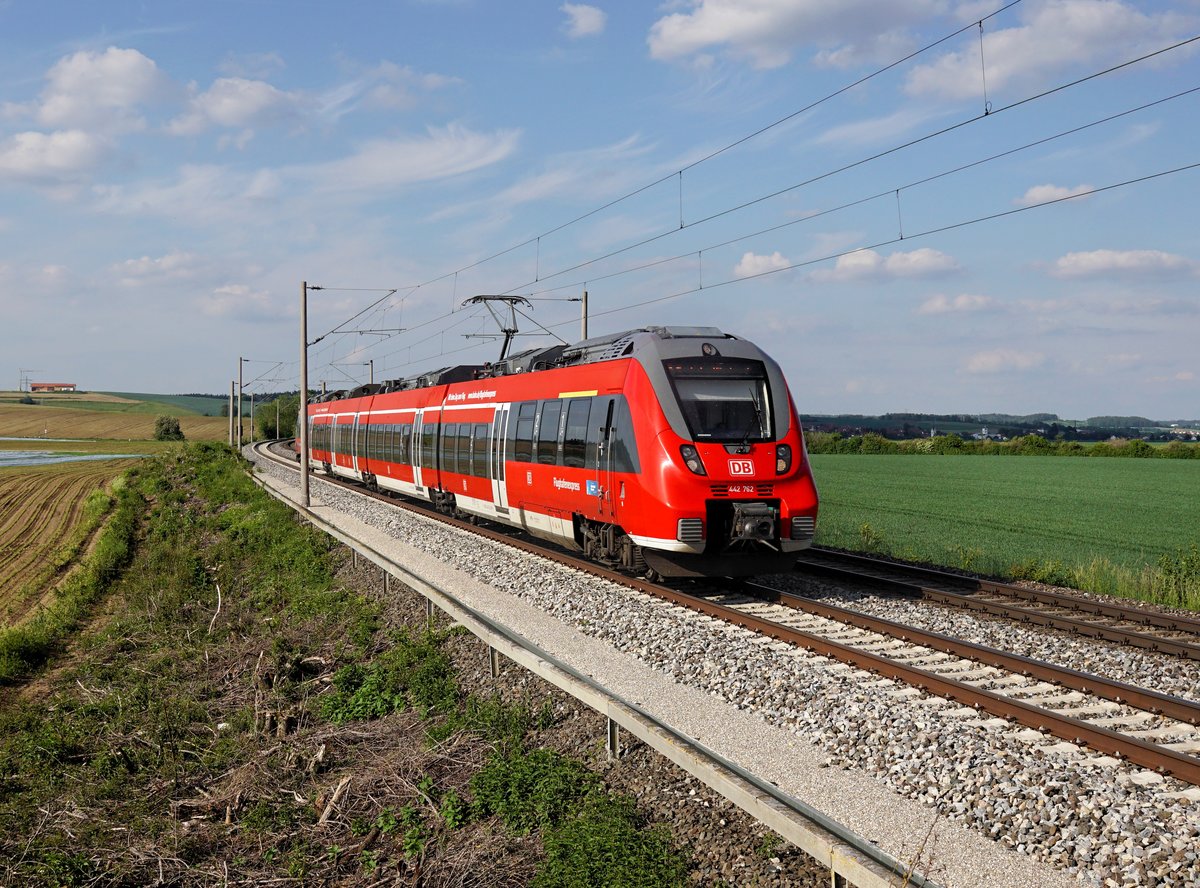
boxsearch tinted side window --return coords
[610,397,640,473]
[421,422,437,470]
[563,398,590,469]
[442,423,457,473]
[586,397,612,469]
[473,423,489,478]
[513,402,536,463]
[536,400,562,466]
[456,425,471,475]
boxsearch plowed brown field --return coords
[0,460,125,623]
[0,404,227,440]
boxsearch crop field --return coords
[101,391,230,415]
[0,460,125,625]
[0,390,230,416]
[0,403,228,441]
[809,454,1200,599]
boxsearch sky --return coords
[1,0,1197,420]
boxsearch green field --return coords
[809,454,1200,603]
[99,392,230,415]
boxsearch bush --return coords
[470,748,598,834]
[153,415,184,441]
[929,434,965,454]
[18,395,34,405]
[534,795,688,888]
[1116,439,1157,458]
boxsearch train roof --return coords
[450,326,741,382]
[320,326,744,403]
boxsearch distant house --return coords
[30,382,76,392]
[970,426,1008,442]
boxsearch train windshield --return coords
[663,358,772,442]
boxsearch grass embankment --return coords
[0,403,228,441]
[811,453,1200,608]
[0,460,130,626]
[0,444,691,886]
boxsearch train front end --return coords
[623,328,818,578]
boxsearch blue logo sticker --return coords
[586,479,600,496]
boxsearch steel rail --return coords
[797,551,1200,660]
[249,442,934,888]
[255,443,1200,785]
[808,548,1200,634]
[742,581,1200,725]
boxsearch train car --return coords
[306,326,818,578]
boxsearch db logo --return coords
[728,459,754,476]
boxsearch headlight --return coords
[776,443,792,474]
[679,444,707,476]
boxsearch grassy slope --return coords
[0,445,696,886]
[810,453,1200,600]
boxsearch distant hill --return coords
[801,412,1199,441]
[1083,415,1155,428]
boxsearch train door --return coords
[412,409,425,490]
[352,413,362,475]
[490,404,510,514]
[596,397,618,523]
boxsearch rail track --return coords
[795,548,1200,660]
[255,442,1200,788]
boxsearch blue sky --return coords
[1,1,1197,419]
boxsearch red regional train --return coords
[305,326,818,578]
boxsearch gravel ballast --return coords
[251,450,1199,887]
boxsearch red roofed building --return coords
[30,382,76,392]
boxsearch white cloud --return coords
[113,251,202,286]
[813,247,959,282]
[906,1,1191,101]
[168,77,303,137]
[431,134,649,228]
[343,63,462,115]
[294,124,520,193]
[96,124,518,222]
[0,129,111,184]
[1015,183,1092,207]
[648,0,941,69]
[917,293,992,314]
[734,250,790,277]
[562,4,607,38]
[1050,249,1199,278]
[37,47,170,132]
[965,349,1045,374]
[217,51,286,80]
[814,107,943,147]
[200,283,274,320]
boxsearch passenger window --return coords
[456,425,471,475]
[421,422,437,470]
[536,400,562,466]
[585,397,611,469]
[610,397,640,473]
[473,423,489,478]
[442,423,458,474]
[513,402,536,463]
[563,398,590,469]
